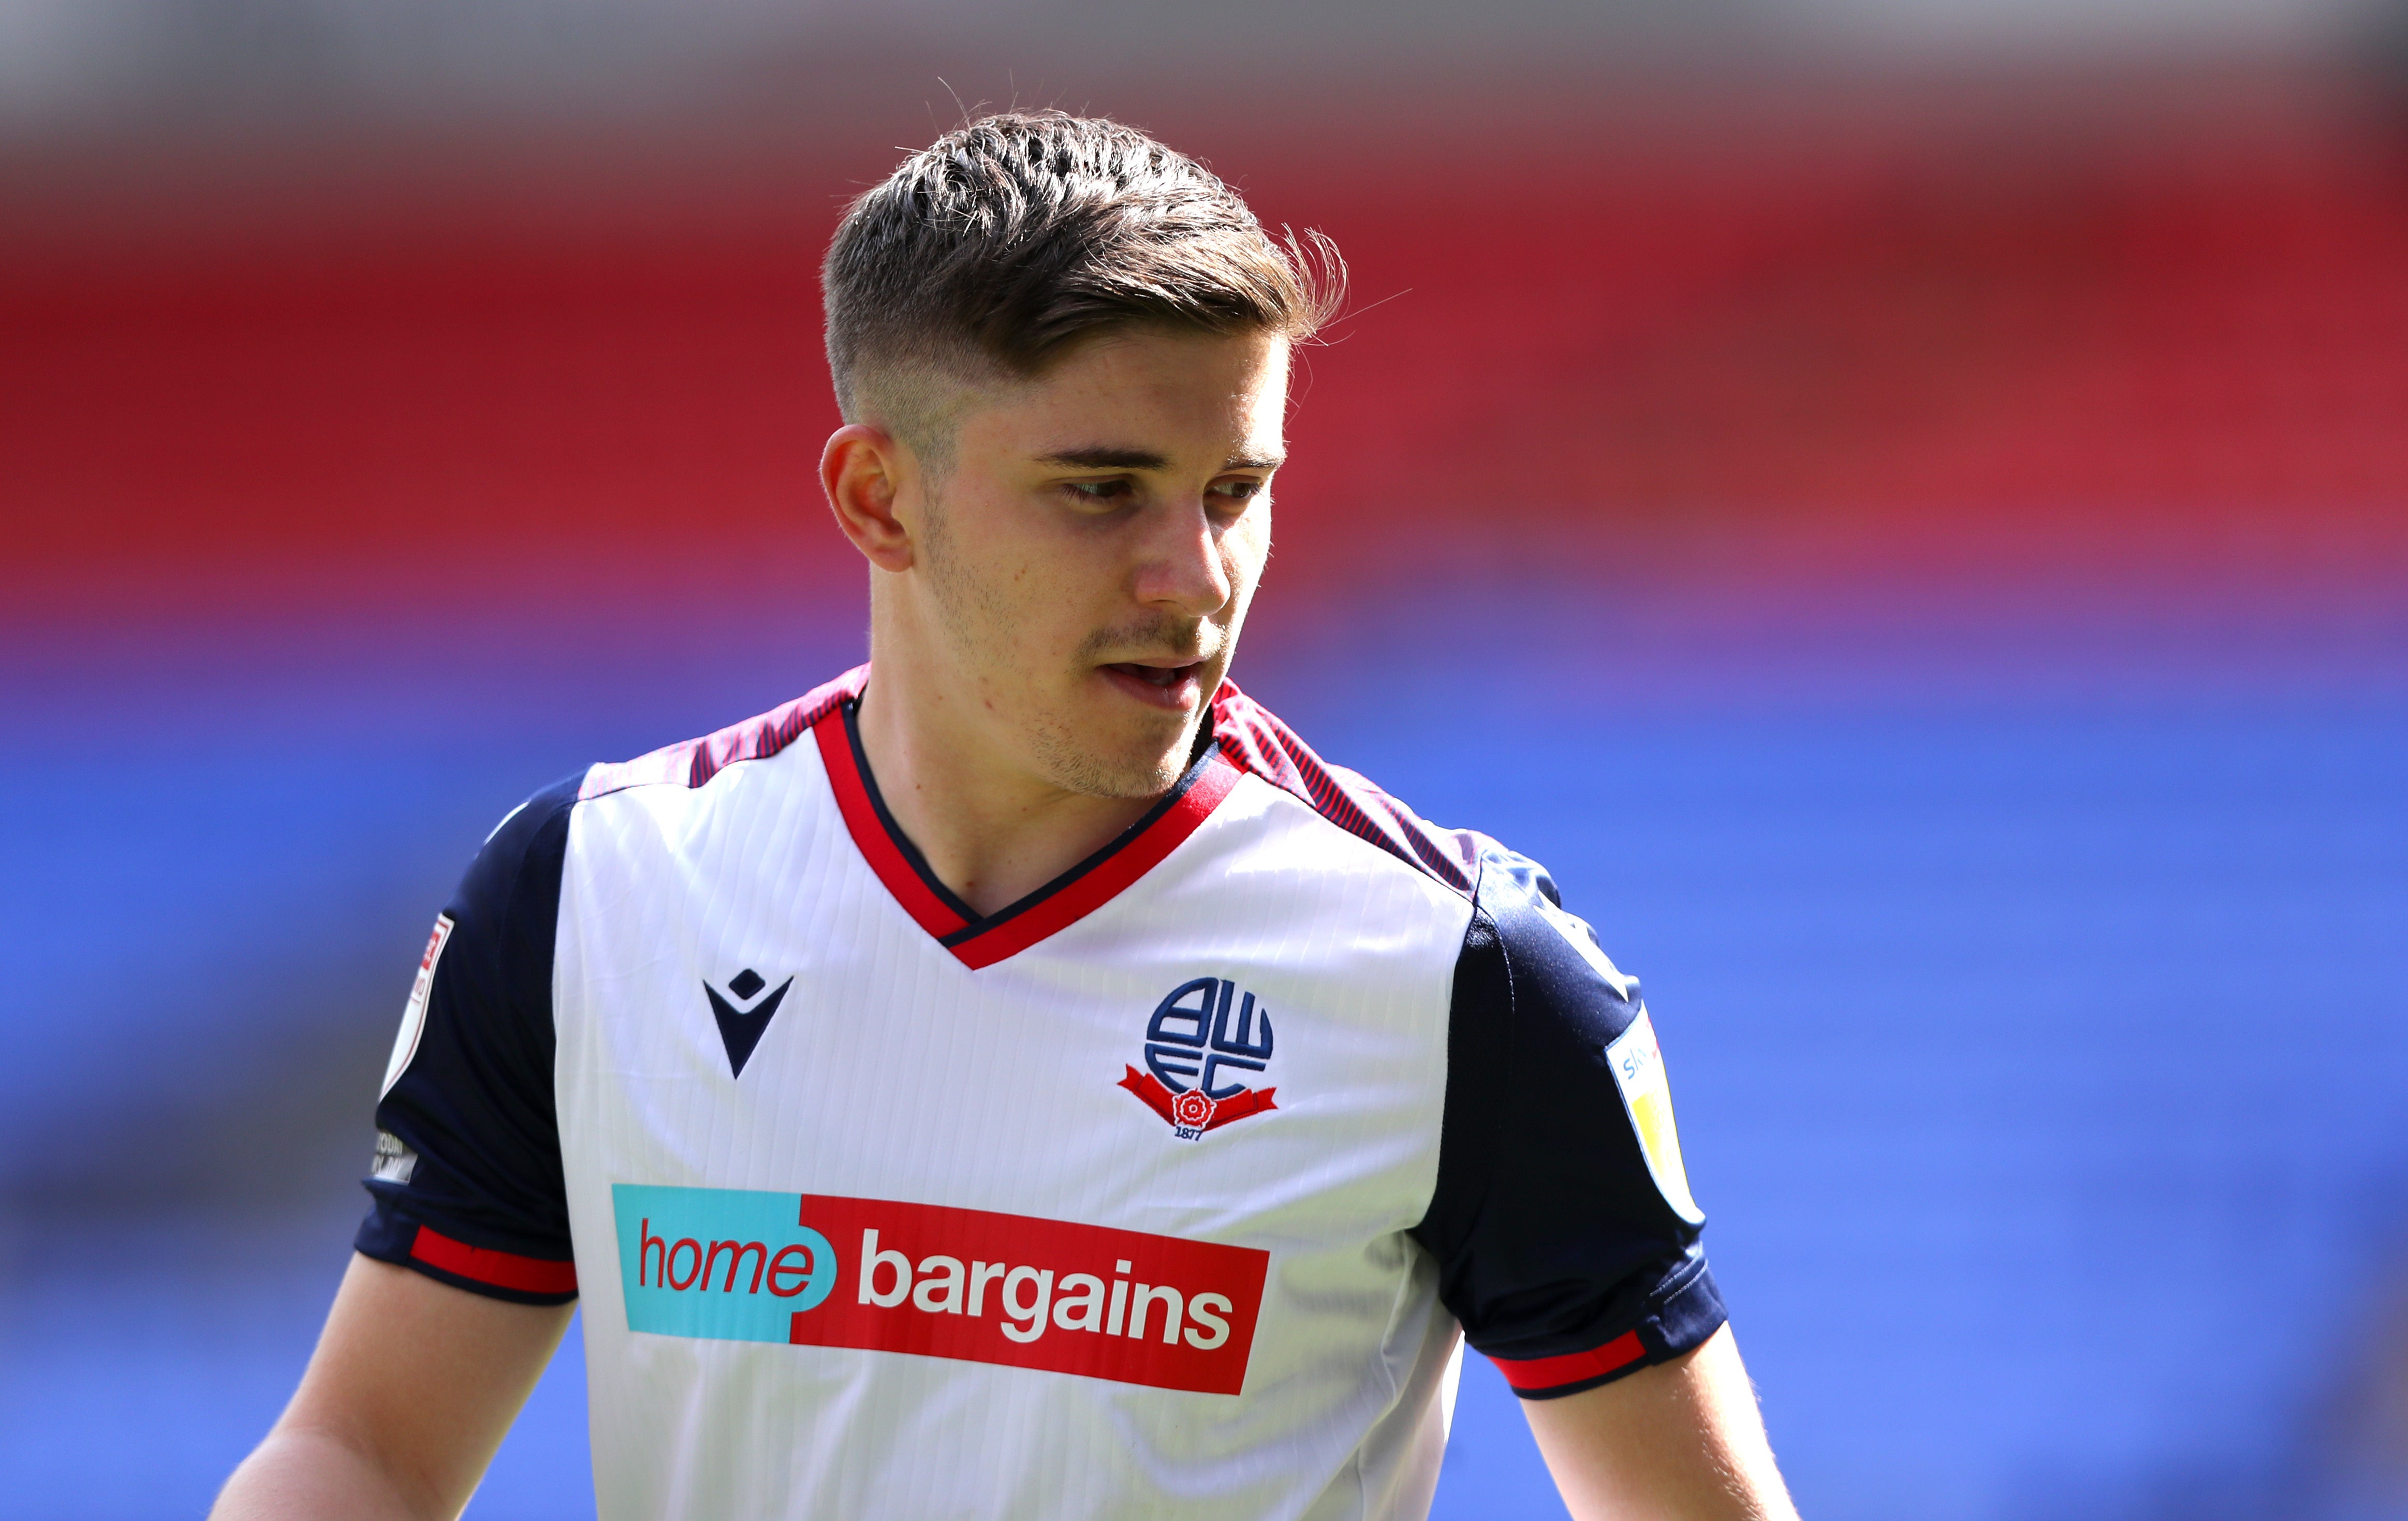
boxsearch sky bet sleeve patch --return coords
[1604,1011,1705,1227]
[613,1186,1269,1396]
[1412,843,1723,1397]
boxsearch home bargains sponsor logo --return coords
[611,1186,1268,1396]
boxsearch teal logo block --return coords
[612,1183,837,1343]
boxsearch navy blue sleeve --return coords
[353,774,582,1305]
[1412,846,1726,1398]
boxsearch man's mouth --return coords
[1108,661,1194,689]
[1098,659,1208,710]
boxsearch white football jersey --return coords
[362,666,1722,1520]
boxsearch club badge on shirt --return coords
[1117,977,1279,1140]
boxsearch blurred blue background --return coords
[4,2,2407,1516]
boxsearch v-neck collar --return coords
[814,695,1239,970]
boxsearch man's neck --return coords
[852,663,1164,920]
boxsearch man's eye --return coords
[1211,479,1265,504]
[1065,480,1133,503]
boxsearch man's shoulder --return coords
[1209,691,1643,1027]
[576,664,867,804]
[1208,682,1484,899]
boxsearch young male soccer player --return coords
[215,113,1798,1520]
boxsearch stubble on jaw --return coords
[916,488,1212,803]
[1024,698,1199,802]
[1042,614,1223,799]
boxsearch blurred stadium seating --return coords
[2,4,2404,1516]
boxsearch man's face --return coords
[911,326,1287,800]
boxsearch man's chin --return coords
[1080,736,1199,802]
[1030,705,1202,802]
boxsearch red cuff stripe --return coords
[1490,1330,1647,1392]
[409,1225,578,1295]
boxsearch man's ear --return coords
[821,424,918,573]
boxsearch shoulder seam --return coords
[1209,683,1479,896]
[578,666,866,803]
[497,782,576,1058]
[1229,772,1464,889]
[1469,904,1514,1236]
[503,787,576,906]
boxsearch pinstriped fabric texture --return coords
[551,702,1478,1520]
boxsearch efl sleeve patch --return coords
[1605,1011,1704,1226]
[358,771,580,1270]
[380,913,454,1098]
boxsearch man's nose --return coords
[1133,499,1236,618]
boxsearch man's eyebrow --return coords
[1039,447,1168,470]
[1035,447,1287,471]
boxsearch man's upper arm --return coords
[1521,1325,1798,1521]
[1411,845,1727,1396]
[1413,846,1793,1515]
[214,779,594,1518]
[214,1254,572,1521]
[356,775,584,1303]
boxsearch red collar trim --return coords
[814,700,1239,970]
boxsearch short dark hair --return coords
[823,111,1341,450]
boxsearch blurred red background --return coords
[10,64,2403,626]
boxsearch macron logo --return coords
[702,968,792,1079]
[612,1186,1269,1396]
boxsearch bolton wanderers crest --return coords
[1117,977,1279,1140]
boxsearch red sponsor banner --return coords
[788,1195,1268,1396]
